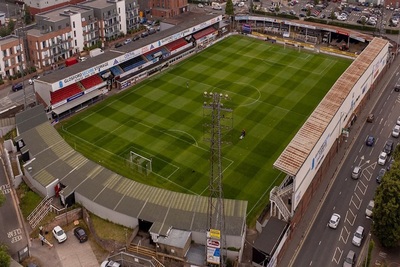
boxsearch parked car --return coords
[114,43,123,48]
[197,3,204,8]
[12,82,23,92]
[366,113,374,122]
[124,38,132,45]
[343,250,356,267]
[73,227,88,243]
[352,166,361,179]
[366,135,375,146]
[101,260,121,267]
[396,115,400,125]
[352,226,364,247]
[383,140,394,155]
[387,159,395,171]
[328,213,341,229]
[29,75,40,85]
[133,35,140,41]
[52,226,67,243]
[378,152,388,165]
[393,125,400,137]
[365,200,374,217]
[376,168,386,183]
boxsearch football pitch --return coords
[57,35,352,223]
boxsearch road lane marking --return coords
[332,247,343,264]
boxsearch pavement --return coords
[25,231,99,267]
[278,51,400,267]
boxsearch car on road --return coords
[366,135,375,146]
[73,227,88,243]
[52,225,67,243]
[393,125,400,137]
[351,166,361,179]
[101,260,121,267]
[383,140,394,155]
[378,151,388,165]
[387,159,395,171]
[366,113,374,122]
[343,250,356,267]
[114,43,123,48]
[124,38,132,45]
[12,82,23,92]
[197,3,204,8]
[365,200,374,217]
[133,35,140,41]
[376,168,386,183]
[352,226,364,247]
[328,213,341,229]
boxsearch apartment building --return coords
[0,36,26,79]
[26,0,86,16]
[27,6,99,70]
[138,0,188,18]
[79,0,140,43]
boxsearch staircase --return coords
[27,196,53,229]
[270,187,291,222]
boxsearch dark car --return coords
[376,168,386,183]
[366,135,375,146]
[383,140,394,155]
[141,31,149,38]
[73,227,88,243]
[12,83,23,92]
[133,35,140,41]
[366,113,374,122]
[114,43,123,48]
[387,159,395,171]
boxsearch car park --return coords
[365,200,374,217]
[12,82,23,92]
[393,125,400,137]
[376,168,386,183]
[328,213,341,229]
[73,227,88,243]
[383,140,394,155]
[366,113,374,122]
[343,250,356,267]
[52,225,67,243]
[352,226,364,247]
[366,135,375,146]
[351,166,361,179]
[378,152,388,165]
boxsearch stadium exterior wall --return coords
[23,168,59,197]
[291,40,389,211]
[75,192,140,229]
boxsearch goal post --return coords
[128,151,152,175]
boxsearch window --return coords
[74,40,77,46]
[74,31,76,37]
[2,50,6,57]
[73,21,75,28]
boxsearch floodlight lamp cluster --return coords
[203,91,229,100]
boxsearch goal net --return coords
[127,151,152,175]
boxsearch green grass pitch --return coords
[57,35,352,224]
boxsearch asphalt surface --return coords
[280,54,400,267]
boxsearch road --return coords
[292,60,400,266]
[0,83,36,112]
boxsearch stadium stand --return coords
[80,75,104,90]
[193,27,217,40]
[143,47,169,61]
[110,66,124,77]
[50,83,82,104]
[119,56,147,72]
[164,38,189,53]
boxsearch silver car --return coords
[343,250,356,267]
[352,226,364,247]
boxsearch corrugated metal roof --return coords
[274,37,388,176]
[18,116,247,236]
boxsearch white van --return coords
[212,2,222,10]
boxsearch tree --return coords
[0,191,5,207]
[372,172,400,248]
[24,6,32,25]
[0,244,10,267]
[225,0,234,16]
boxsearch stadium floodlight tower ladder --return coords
[203,92,233,267]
